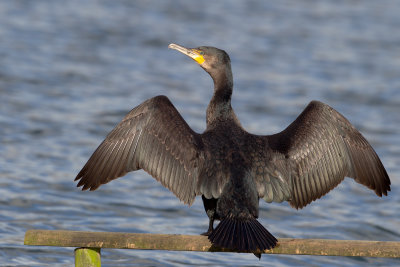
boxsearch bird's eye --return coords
[199,51,205,55]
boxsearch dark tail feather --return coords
[208,215,277,254]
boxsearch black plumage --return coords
[75,43,391,256]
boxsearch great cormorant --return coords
[75,43,391,256]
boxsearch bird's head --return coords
[168,43,231,79]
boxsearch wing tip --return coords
[75,173,97,191]
[375,179,391,197]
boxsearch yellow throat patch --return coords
[193,54,205,64]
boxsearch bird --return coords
[75,43,391,257]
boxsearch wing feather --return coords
[75,95,204,205]
[252,101,390,209]
[265,182,273,203]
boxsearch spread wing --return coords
[253,101,390,209]
[75,95,204,205]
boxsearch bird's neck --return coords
[206,68,238,127]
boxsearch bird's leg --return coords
[201,195,218,236]
[201,214,214,236]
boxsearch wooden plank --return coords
[24,230,400,258]
[75,248,101,267]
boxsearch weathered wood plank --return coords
[24,230,400,258]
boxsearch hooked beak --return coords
[168,43,205,65]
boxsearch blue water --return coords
[1,1,399,266]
